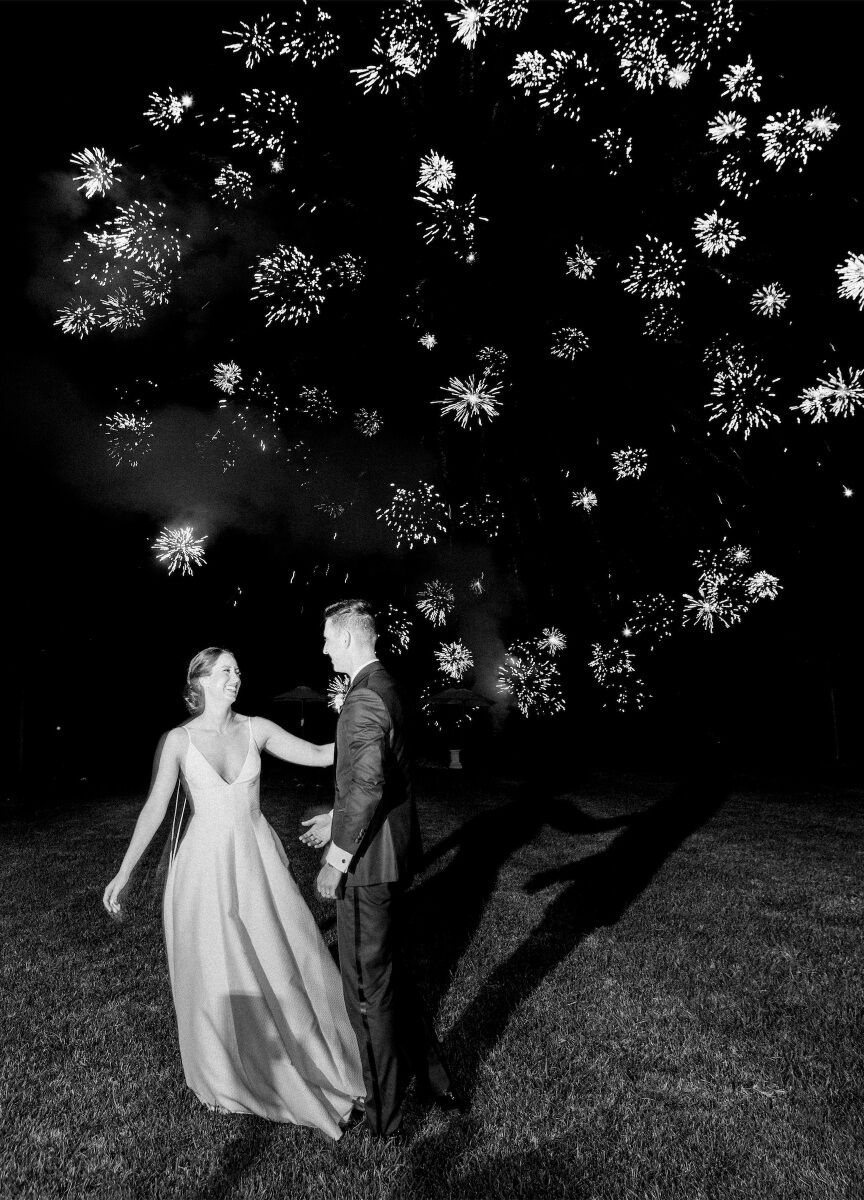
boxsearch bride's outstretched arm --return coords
[102,728,184,914]
[253,717,334,767]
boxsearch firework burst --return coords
[750,283,789,318]
[223,16,277,68]
[328,253,365,289]
[539,51,601,120]
[707,350,780,437]
[707,111,747,144]
[509,51,552,92]
[622,237,686,300]
[213,165,253,208]
[571,488,598,511]
[469,573,486,596]
[212,362,243,395]
[629,594,677,649]
[90,201,186,272]
[550,327,590,360]
[419,332,437,350]
[416,580,456,626]
[693,210,745,256]
[745,571,782,601]
[446,5,488,50]
[476,346,508,377]
[145,90,191,130]
[497,640,565,717]
[99,290,145,332]
[279,3,340,66]
[54,299,99,339]
[435,640,474,680]
[566,244,597,280]
[592,127,633,173]
[793,368,864,421]
[644,303,683,341]
[435,375,503,427]
[459,495,503,537]
[619,37,668,92]
[721,56,761,102]
[487,0,529,30]
[351,37,419,94]
[759,108,837,171]
[153,527,208,577]
[251,245,326,326]
[380,605,412,653]
[354,408,383,437]
[611,448,648,480]
[71,148,120,199]
[538,628,567,655]
[416,193,487,259]
[298,385,336,422]
[717,153,759,199]
[836,253,864,310]
[377,483,449,548]
[102,411,154,468]
[418,151,456,194]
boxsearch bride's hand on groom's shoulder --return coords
[299,810,333,850]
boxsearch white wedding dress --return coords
[162,717,363,1138]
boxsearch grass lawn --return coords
[2,766,862,1199]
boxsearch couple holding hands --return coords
[104,599,460,1144]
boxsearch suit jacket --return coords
[331,660,422,888]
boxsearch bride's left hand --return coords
[299,810,333,849]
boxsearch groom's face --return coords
[323,618,347,673]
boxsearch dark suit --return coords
[332,660,450,1136]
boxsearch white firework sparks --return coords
[435,375,503,427]
[571,488,598,511]
[611,448,648,480]
[54,299,99,339]
[565,244,597,280]
[497,640,565,717]
[682,588,735,633]
[619,37,668,92]
[418,151,456,194]
[836,253,864,310]
[629,594,677,648]
[279,3,341,67]
[550,327,590,360]
[71,147,120,199]
[745,572,782,601]
[644,303,683,341]
[89,201,186,272]
[693,211,745,257]
[354,408,383,437]
[435,640,474,680]
[707,351,780,438]
[223,89,299,159]
[459,495,503,537]
[759,108,837,171]
[251,245,326,326]
[99,290,145,332]
[327,675,350,713]
[327,253,365,290]
[592,127,633,173]
[416,193,487,258]
[102,411,154,468]
[539,51,601,121]
[446,5,488,50]
[842,486,854,498]
[416,580,456,626]
[212,362,243,395]
[131,268,174,307]
[750,283,789,318]
[144,90,191,130]
[729,545,751,565]
[469,573,486,596]
[486,0,529,30]
[351,37,420,94]
[717,153,759,199]
[298,386,336,422]
[419,332,437,350]
[538,628,567,655]
[721,56,761,102]
[213,165,253,208]
[797,368,864,420]
[707,111,747,144]
[622,237,686,300]
[377,483,449,548]
[223,16,277,68]
[381,604,412,653]
[509,51,552,92]
[153,527,208,577]
[477,346,508,377]
[666,64,691,88]
[588,639,634,685]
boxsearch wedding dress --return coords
[162,717,363,1138]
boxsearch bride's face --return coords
[202,653,242,705]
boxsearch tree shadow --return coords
[439,772,728,1099]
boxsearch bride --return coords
[103,646,364,1140]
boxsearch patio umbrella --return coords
[273,685,326,728]
[426,688,493,769]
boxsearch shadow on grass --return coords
[186,1119,278,1200]
[403,771,727,1107]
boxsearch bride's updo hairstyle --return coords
[184,647,234,715]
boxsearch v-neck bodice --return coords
[181,718,261,826]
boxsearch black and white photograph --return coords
[3,2,863,1196]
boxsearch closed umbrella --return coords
[426,688,493,768]
[273,685,326,728]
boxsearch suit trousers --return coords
[336,882,452,1137]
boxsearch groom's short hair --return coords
[324,598,377,645]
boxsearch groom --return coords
[309,598,459,1141]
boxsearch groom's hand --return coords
[316,864,344,900]
[299,810,333,849]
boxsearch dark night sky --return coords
[5,2,864,791]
